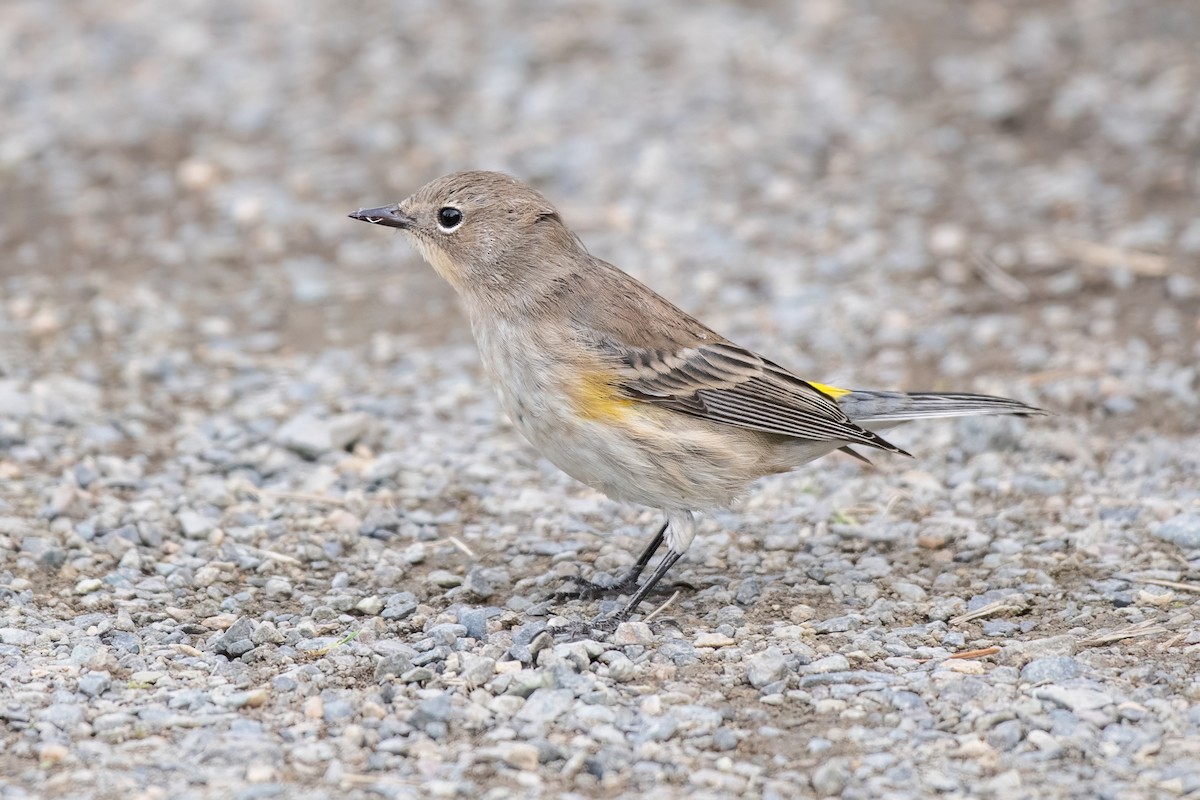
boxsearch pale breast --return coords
[469,316,761,509]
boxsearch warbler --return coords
[350,171,1044,625]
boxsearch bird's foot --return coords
[549,611,626,641]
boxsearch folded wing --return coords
[610,339,911,455]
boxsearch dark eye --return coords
[436,207,463,230]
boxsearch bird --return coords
[350,170,1044,626]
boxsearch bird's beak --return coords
[348,205,414,229]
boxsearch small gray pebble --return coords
[987,719,1024,751]
[734,577,762,605]
[272,675,298,693]
[712,727,738,751]
[515,688,575,724]
[399,667,436,684]
[427,623,468,646]
[509,622,550,664]
[456,607,489,640]
[747,647,788,689]
[38,703,85,730]
[323,699,355,723]
[1021,657,1083,684]
[77,671,111,698]
[213,617,258,658]
[811,758,850,795]
[460,567,494,599]
[1154,513,1200,549]
[374,654,414,682]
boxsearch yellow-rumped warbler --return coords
[351,171,1044,625]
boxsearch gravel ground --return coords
[3,2,1200,798]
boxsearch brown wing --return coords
[611,339,909,454]
[567,256,908,454]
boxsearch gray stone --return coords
[1154,513,1200,549]
[274,412,368,458]
[399,667,435,683]
[31,375,101,420]
[355,595,384,615]
[712,727,738,751]
[605,653,637,682]
[986,719,1024,750]
[110,632,141,654]
[734,577,762,605]
[515,688,575,724]
[177,509,218,539]
[612,621,653,646]
[382,593,418,621]
[1021,657,1083,684]
[1034,685,1115,713]
[497,741,540,771]
[213,617,258,658]
[638,715,678,742]
[812,615,861,633]
[93,712,135,733]
[409,693,453,735]
[38,703,85,730]
[323,699,355,722]
[426,569,462,588]
[811,758,850,795]
[509,622,551,664]
[892,581,928,602]
[427,623,468,646]
[458,654,496,687]
[251,621,284,645]
[0,628,36,647]
[78,671,112,697]
[747,646,788,689]
[264,577,293,599]
[0,380,32,417]
[327,594,357,612]
[374,654,414,682]
[658,639,699,666]
[460,568,494,599]
[456,607,489,640]
[799,654,850,674]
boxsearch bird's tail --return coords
[838,390,1045,429]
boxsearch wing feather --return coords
[609,340,909,455]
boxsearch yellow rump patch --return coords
[808,381,852,399]
[572,372,636,422]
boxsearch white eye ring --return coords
[436,206,463,232]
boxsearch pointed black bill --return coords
[348,205,414,229]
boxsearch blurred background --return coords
[2,0,1196,433]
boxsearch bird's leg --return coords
[605,547,684,624]
[553,511,694,638]
[554,520,666,601]
[599,509,695,624]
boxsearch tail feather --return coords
[839,390,1046,426]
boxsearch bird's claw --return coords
[549,612,625,641]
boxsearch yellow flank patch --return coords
[572,371,636,422]
[809,381,852,399]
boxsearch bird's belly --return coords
[489,365,764,508]
[483,360,664,505]
[474,322,790,510]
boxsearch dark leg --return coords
[606,548,684,624]
[552,510,693,637]
[554,520,667,601]
[623,521,668,585]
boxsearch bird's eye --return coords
[436,207,463,231]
